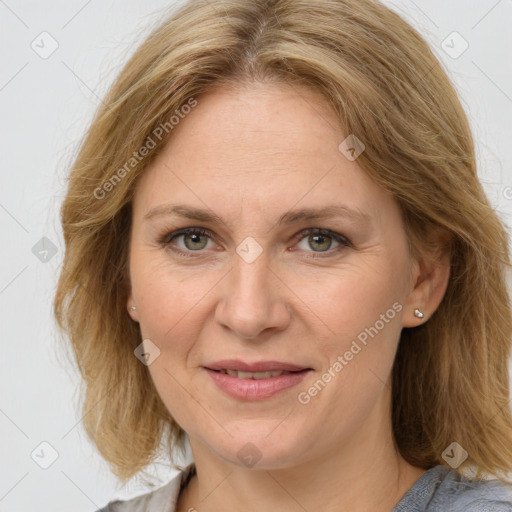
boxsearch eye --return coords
[158,227,352,258]
[158,227,215,256]
[292,228,351,257]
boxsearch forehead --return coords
[132,82,395,224]
[164,81,343,169]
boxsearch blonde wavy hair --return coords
[53,0,512,484]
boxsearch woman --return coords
[53,0,512,510]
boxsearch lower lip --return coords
[204,368,312,401]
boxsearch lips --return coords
[204,359,311,373]
[204,367,312,400]
[216,369,290,379]
[203,359,313,400]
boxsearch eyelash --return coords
[157,227,352,259]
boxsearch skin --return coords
[126,81,450,512]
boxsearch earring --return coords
[129,306,137,311]
[414,308,424,319]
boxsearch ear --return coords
[124,272,140,323]
[402,231,451,327]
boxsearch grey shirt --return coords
[95,463,512,511]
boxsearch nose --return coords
[214,251,292,341]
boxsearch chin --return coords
[205,424,309,470]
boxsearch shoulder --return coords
[393,465,512,512]
[444,481,512,512]
[93,463,195,512]
[94,482,176,512]
[432,467,512,511]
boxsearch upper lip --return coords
[204,360,312,372]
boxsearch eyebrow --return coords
[143,203,372,227]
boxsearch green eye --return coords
[293,228,351,256]
[159,227,351,259]
[159,227,214,255]
[180,232,209,250]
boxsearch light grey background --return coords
[1,1,511,511]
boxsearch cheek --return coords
[130,257,215,427]
[293,263,405,430]
[130,250,217,341]
[304,260,405,337]
[132,243,407,356]
[299,257,407,393]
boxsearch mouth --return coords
[204,359,312,373]
[208,369,309,379]
[203,360,313,400]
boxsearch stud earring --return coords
[129,306,137,311]
[414,308,424,319]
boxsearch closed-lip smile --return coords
[203,359,313,400]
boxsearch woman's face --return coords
[127,82,420,469]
